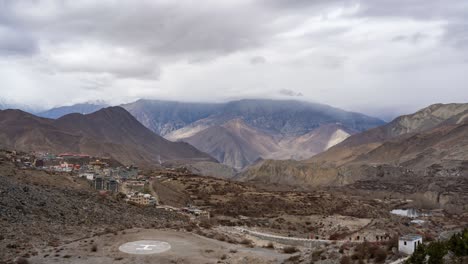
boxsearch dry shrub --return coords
[340,256,351,264]
[287,255,301,262]
[329,232,342,240]
[283,246,299,254]
[369,245,380,258]
[385,236,399,251]
[240,238,253,245]
[214,234,226,242]
[312,250,323,261]
[199,219,213,229]
[240,238,254,247]
[14,257,29,264]
[199,218,217,229]
[264,242,274,249]
[374,248,387,263]
[423,232,435,242]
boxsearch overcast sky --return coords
[0,0,467,119]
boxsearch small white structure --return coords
[79,172,95,180]
[399,234,423,255]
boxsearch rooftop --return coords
[400,234,422,241]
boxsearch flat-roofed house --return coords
[399,234,423,255]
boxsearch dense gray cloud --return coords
[279,89,303,97]
[0,0,467,119]
[250,56,267,65]
[0,25,37,55]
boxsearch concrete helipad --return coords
[118,240,171,255]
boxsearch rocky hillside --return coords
[239,103,468,194]
[0,157,188,263]
[311,103,468,166]
[0,107,214,166]
[182,119,354,169]
[182,119,279,169]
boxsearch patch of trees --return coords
[406,229,468,264]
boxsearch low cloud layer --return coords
[0,0,467,118]
[279,89,303,97]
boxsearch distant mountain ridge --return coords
[240,103,468,187]
[0,107,214,166]
[160,99,383,168]
[32,99,386,169]
[37,102,108,119]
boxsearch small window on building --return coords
[404,241,407,245]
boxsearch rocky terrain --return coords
[180,119,355,169]
[0,107,214,166]
[152,172,468,264]
[0,156,189,263]
[239,103,468,212]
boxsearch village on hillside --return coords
[1,149,211,220]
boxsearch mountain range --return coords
[1,98,466,185]
[239,103,468,187]
[31,99,385,169]
[37,102,108,119]
[0,107,213,166]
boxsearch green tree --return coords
[406,244,427,264]
[448,229,468,257]
[427,241,447,264]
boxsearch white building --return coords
[399,234,423,255]
[79,172,95,180]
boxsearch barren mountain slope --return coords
[182,119,279,169]
[182,119,354,169]
[0,107,214,166]
[240,103,468,189]
[265,124,354,160]
[0,109,82,153]
[353,113,468,170]
[310,103,468,165]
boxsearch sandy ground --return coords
[28,228,291,264]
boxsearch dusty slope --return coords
[310,103,468,165]
[240,103,468,188]
[0,107,214,166]
[0,158,188,263]
[181,119,353,169]
[182,119,278,169]
[266,124,353,160]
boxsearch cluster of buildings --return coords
[8,150,139,194]
[8,150,164,206]
[126,192,158,206]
